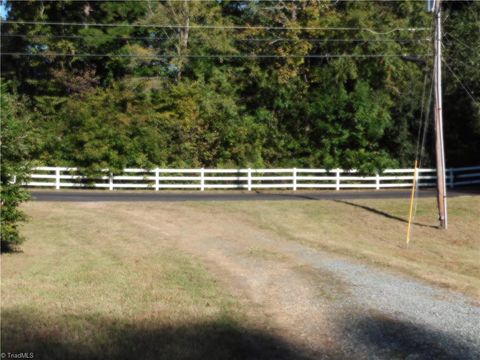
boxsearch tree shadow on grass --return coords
[1,242,24,254]
[3,308,479,359]
[334,200,438,229]
[346,313,479,360]
[1,308,325,360]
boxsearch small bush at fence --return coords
[1,88,33,252]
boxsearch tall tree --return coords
[1,0,478,172]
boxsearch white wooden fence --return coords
[25,166,480,191]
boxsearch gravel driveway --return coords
[268,236,480,359]
[115,203,480,359]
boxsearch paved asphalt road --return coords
[30,188,480,202]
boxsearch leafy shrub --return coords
[1,86,32,251]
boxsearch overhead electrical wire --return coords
[442,59,479,104]
[4,0,478,2]
[441,37,478,71]
[0,33,431,43]
[444,32,478,53]
[1,20,429,34]
[410,17,434,236]
[0,15,433,60]
[441,40,479,100]
[415,73,430,164]
[0,52,430,58]
[1,33,172,41]
[411,71,434,237]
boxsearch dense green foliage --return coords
[0,87,33,251]
[1,0,479,172]
[442,3,480,165]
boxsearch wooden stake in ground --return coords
[406,160,419,246]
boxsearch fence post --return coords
[292,168,297,191]
[335,169,340,191]
[449,169,454,188]
[55,168,61,190]
[109,172,114,191]
[155,168,160,191]
[247,168,252,191]
[375,173,380,190]
[200,168,205,191]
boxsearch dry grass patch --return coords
[212,196,480,298]
[2,195,479,359]
[1,202,303,360]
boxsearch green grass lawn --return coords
[0,202,299,360]
[1,195,479,359]
[211,195,480,298]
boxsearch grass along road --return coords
[211,196,480,298]
[1,196,479,359]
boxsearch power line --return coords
[1,34,172,41]
[415,72,430,163]
[441,39,478,70]
[0,52,431,59]
[442,59,479,104]
[0,33,431,43]
[412,71,434,230]
[1,21,429,34]
[444,32,478,53]
[419,78,434,165]
[4,0,478,2]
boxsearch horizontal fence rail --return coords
[24,166,480,191]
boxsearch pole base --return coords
[439,218,447,229]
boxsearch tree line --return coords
[1,0,479,248]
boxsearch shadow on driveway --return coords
[2,307,478,359]
[346,313,479,360]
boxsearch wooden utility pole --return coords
[433,0,448,229]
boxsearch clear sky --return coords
[1,3,8,19]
